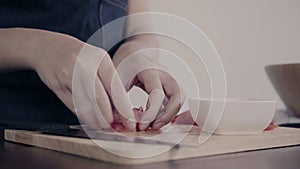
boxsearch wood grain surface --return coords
[5,127,300,165]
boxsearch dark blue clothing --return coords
[0,0,128,124]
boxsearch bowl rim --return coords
[265,63,300,69]
[189,98,277,103]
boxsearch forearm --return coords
[113,0,160,66]
[0,28,69,72]
[126,0,159,49]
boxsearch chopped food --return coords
[171,110,197,125]
[264,120,277,131]
[111,107,144,132]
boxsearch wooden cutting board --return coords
[5,127,300,165]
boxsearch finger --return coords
[138,69,162,94]
[56,86,105,129]
[113,107,143,124]
[98,53,136,130]
[74,77,113,130]
[138,69,164,131]
[152,73,183,130]
[72,45,115,129]
[152,93,182,129]
[94,77,114,128]
[139,89,165,130]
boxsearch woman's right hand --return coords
[28,30,136,130]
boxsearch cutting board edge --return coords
[4,128,300,165]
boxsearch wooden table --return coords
[1,134,300,169]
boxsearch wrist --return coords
[28,29,82,70]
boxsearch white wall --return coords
[143,0,300,109]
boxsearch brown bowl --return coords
[266,63,300,117]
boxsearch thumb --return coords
[137,69,165,130]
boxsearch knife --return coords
[44,128,179,147]
[0,120,179,147]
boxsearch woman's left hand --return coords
[112,40,184,131]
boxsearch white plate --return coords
[188,98,277,135]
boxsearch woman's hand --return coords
[136,67,184,130]
[113,39,184,131]
[27,30,136,130]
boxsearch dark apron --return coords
[0,0,128,124]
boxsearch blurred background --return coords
[130,0,300,124]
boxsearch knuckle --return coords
[49,81,64,93]
[98,48,110,58]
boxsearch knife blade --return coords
[42,128,180,147]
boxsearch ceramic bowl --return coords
[266,63,300,117]
[188,98,277,135]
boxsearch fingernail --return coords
[139,122,150,131]
[153,122,165,130]
[125,120,136,131]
